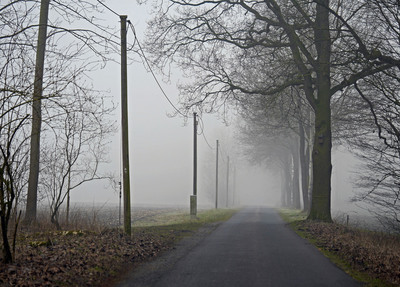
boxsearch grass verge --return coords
[133,208,237,227]
[133,208,238,243]
[279,209,399,287]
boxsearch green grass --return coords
[133,208,238,242]
[133,208,237,227]
[279,208,307,223]
[278,209,393,287]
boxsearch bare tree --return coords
[348,71,400,232]
[257,89,312,210]
[0,2,35,263]
[0,113,29,263]
[0,0,120,223]
[145,0,400,221]
[37,65,116,229]
[237,95,302,209]
[0,75,31,263]
[25,0,50,225]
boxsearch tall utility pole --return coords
[232,165,236,207]
[226,156,229,208]
[191,112,198,218]
[215,140,219,209]
[120,15,131,236]
[25,0,50,224]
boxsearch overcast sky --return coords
[67,0,364,215]
[70,0,258,207]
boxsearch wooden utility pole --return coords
[193,112,197,197]
[191,112,197,218]
[25,0,50,224]
[120,15,131,236]
[215,140,219,209]
[226,156,229,208]
[232,165,236,207]
[119,181,122,226]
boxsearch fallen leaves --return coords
[0,228,176,286]
[295,221,400,286]
[0,207,235,286]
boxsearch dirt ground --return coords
[0,207,189,286]
[0,227,178,286]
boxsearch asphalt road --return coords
[118,207,361,287]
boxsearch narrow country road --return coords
[117,208,361,287]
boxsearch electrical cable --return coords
[197,116,204,135]
[197,116,214,150]
[128,22,188,118]
[127,35,137,52]
[127,20,217,153]
[94,3,188,119]
[202,132,214,150]
[218,144,227,163]
[97,0,120,17]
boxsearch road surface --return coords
[117,207,361,287]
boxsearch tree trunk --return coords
[280,169,287,207]
[51,207,61,231]
[291,140,301,209]
[282,154,292,207]
[280,158,292,208]
[25,0,50,224]
[1,216,12,263]
[66,171,71,226]
[308,0,332,222]
[299,120,310,212]
[307,111,313,205]
[308,102,332,221]
[287,173,292,208]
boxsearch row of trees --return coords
[144,0,400,228]
[237,89,312,210]
[0,0,120,262]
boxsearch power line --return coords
[197,116,214,150]
[128,22,188,118]
[125,19,217,152]
[202,132,214,150]
[126,20,217,164]
[218,144,228,163]
[97,0,120,17]
[94,4,189,120]
[94,2,183,118]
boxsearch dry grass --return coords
[282,210,400,286]
[0,207,236,286]
[2,228,171,286]
[302,222,400,284]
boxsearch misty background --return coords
[62,1,367,225]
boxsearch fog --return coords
[66,1,368,222]
[234,166,281,207]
